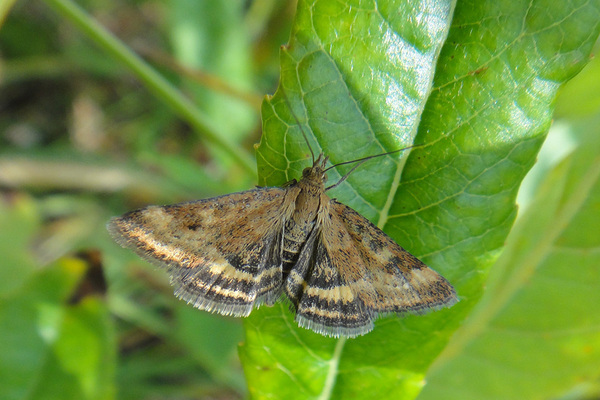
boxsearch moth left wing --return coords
[108,187,298,317]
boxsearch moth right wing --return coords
[108,186,300,317]
[290,196,458,338]
[326,200,458,315]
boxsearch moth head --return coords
[302,153,329,183]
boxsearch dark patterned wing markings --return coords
[280,197,373,337]
[108,186,300,316]
[328,201,458,315]
[171,225,286,316]
[293,235,376,338]
[283,221,320,308]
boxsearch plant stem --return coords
[42,0,256,175]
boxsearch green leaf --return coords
[0,197,116,400]
[240,0,600,398]
[554,46,600,119]
[172,305,246,392]
[32,295,116,400]
[0,257,116,400]
[419,134,600,399]
[0,195,39,295]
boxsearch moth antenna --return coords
[280,86,315,164]
[325,144,423,191]
[325,160,369,191]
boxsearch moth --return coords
[108,134,458,337]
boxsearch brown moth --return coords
[108,145,458,338]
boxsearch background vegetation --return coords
[0,1,599,399]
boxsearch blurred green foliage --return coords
[0,1,293,399]
[0,1,599,400]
